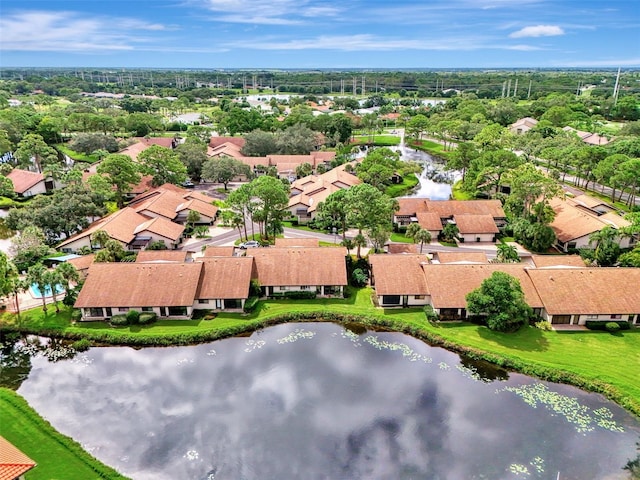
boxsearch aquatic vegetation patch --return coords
[455,364,483,382]
[244,339,266,352]
[501,383,624,433]
[277,328,316,344]
[363,335,432,363]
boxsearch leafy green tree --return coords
[465,271,532,332]
[69,133,119,154]
[594,154,627,200]
[353,233,367,259]
[447,142,478,183]
[90,229,111,249]
[97,154,141,208]
[174,139,208,181]
[405,222,421,241]
[137,145,188,187]
[250,175,289,240]
[512,218,556,253]
[345,183,396,238]
[14,133,59,173]
[186,125,212,144]
[503,163,561,221]
[0,175,14,198]
[588,226,621,267]
[241,130,278,157]
[201,156,248,190]
[125,113,163,136]
[618,247,640,267]
[315,189,349,241]
[355,148,399,191]
[9,226,52,272]
[441,223,459,243]
[227,183,253,240]
[94,239,126,263]
[295,162,313,178]
[56,262,80,293]
[275,124,318,154]
[612,158,640,207]
[186,210,201,233]
[0,252,18,303]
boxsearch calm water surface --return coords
[16,323,640,480]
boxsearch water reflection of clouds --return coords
[17,323,640,480]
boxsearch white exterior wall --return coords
[136,232,182,249]
[59,236,93,253]
[407,295,430,306]
[80,305,192,320]
[541,309,638,325]
[458,233,495,243]
[271,285,343,297]
[22,181,47,197]
[192,298,245,311]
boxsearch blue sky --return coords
[0,0,638,69]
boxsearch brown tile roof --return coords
[66,253,95,272]
[530,255,586,268]
[176,198,218,219]
[569,194,611,210]
[184,190,214,204]
[75,263,202,307]
[209,137,246,149]
[422,264,543,309]
[249,247,347,286]
[134,217,184,241]
[549,198,630,243]
[203,246,236,257]
[274,237,320,248]
[434,251,488,264]
[6,169,44,194]
[426,200,506,219]
[58,207,150,248]
[454,214,499,234]
[369,254,429,296]
[0,435,36,480]
[416,212,443,231]
[135,250,189,263]
[386,243,420,254]
[527,268,640,315]
[128,175,155,195]
[395,198,428,217]
[208,142,245,159]
[196,257,253,299]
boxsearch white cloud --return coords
[0,10,174,52]
[201,0,341,24]
[509,25,564,38]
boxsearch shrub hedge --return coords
[109,314,128,326]
[243,296,260,313]
[585,320,631,331]
[138,313,157,325]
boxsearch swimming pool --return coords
[29,283,65,299]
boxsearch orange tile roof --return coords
[66,253,95,272]
[176,199,218,219]
[202,246,236,257]
[530,255,586,268]
[416,212,443,231]
[134,217,184,241]
[196,257,253,299]
[249,247,347,287]
[76,263,202,308]
[549,198,630,243]
[369,254,430,296]
[6,169,44,194]
[58,207,150,248]
[527,268,640,315]
[395,198,428,217]
[386,243,420,254]
[426,200,506,219]
[135,250,189,262]
[435,251,488,264]
[274,237,319,248]
[454,214,499,234]
[0,436,36,480]
[422,264,543,309]
[209,137,246,149]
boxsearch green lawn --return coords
[0,388,128,480]
[385,174,419,197]
[350,135,401,146]
[389,232,414,243]
[408,139,455,160]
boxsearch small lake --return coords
[13,323,640,480]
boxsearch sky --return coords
[0,0,639,69]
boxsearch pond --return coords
[13,323,640,480]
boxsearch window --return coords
[415,295,425,300]
[198,299,210,304]
[118,307,128,313]
[142,307,153,312]
[585,314,598,319]
[89,308,103,317]
[300,286,309,290]
[168,306,188,316]
[610,314,622,319]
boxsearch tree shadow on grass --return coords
[477,324,550,352]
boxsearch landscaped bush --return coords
[605,322,621,333]
[126,310,140,325]
[423,305,439,322]
[70,309,82,322]
[71,338,91,352]
[138,312,157,325]
[585,320,631,331]
[110,314,128,326]
[283,291,317,299]
[244,296,260,313]
[534,320,553,331]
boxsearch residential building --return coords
[0,435,37,480]
[6,168,59,197]
[509,117,538,135]
[369,254,430,307]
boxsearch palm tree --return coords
[91,229,110,250]
[42,268,64,313]
[27,264,49,313]
[414,229,432,254]
[56,262,80,292]
[353,233,367,259]
[406,222,421,241]
[496,243,520,263]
